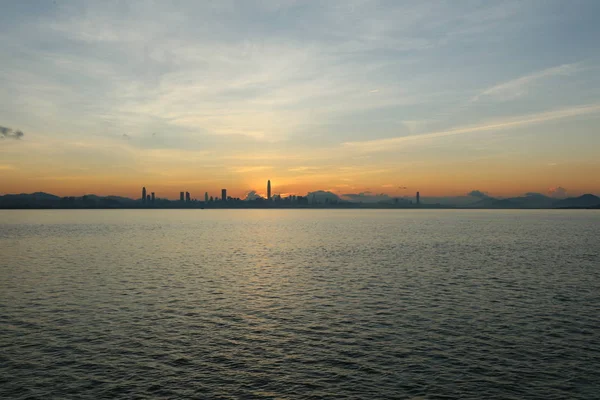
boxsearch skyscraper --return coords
[221,189,227,202]
[151,192,155,203]
[186,192,191,202]
[205,192,208,203]
[267,180,271,200]
[416,191,420,205]
[142,187,146,203]
[180,192,184,202]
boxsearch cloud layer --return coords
[472,64,581,102]
[1,1,599,197]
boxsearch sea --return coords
[1,209,599,399]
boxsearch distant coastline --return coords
[1,192,599,210]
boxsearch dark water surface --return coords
[1,210,599,399]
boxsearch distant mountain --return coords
[469,197,509,208]
[470,193,555,209]
[307,190,345,204]
[80,194,135,202]
[0,192,136,208]
[553,194,600,208]
[510,194,555,208]
[424,196,482,206]
[1,192,60,200]
[0,192,62,208]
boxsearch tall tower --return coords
[151,192,155,203]
[205,192,208,203]
[186,192,191,202]
[180,192,184,202]
[267,180,271,200]
[221,189,227,202]
[416,191,420,205]
[142,187,146,202]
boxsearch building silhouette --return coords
[142,187,146,203]
[267,180,271,200]
[221,189,227,202]
[151,192,155,203]
[180,192,184,202]
[416,191,420,205]
[297,196,308,205]
[186,192,191,202]
[205,192,208,203]
[146,194,151,202]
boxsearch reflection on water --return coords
[1,210,599,399]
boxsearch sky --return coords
[1,0,600,200]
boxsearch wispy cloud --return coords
[343,104,600,153]
[231,165,273,173]
[1,1,599,197]
[472,63,581,102]
[0,1,533,148]
[288,166,320,173]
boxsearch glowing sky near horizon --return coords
[1,0,600,200]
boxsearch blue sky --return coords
[1,0,599,198]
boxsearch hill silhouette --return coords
[471,193,555,209]
[468,193,600,209]
[553,194,600,208]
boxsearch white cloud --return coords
[1,0,598,182]
[343,104,600,153]
[472,63,581,102]
[230,166,273,173]
[0,1,531,148]
[288,166,320,172]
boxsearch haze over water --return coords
[1,209,599,399]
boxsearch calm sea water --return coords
[1,210,599,399]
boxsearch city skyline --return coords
[1,2,600,198]
[27,177,588,205]
[134,180,423,202]
[0,179,597,202]
[2,184,599,209]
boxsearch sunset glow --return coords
[1,1,599,200]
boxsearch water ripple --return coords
[1,209,599,399]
